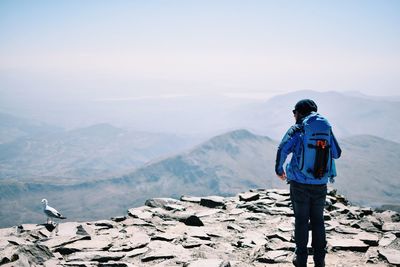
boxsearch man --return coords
[275,99,341,267]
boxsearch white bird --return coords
[41,199,66,224]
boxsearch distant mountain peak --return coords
[223,129,257,140]
[69,123,125,136]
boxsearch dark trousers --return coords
[290,181,327,267]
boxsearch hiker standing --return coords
[275,99,341,267]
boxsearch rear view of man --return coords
[275,99,342,267]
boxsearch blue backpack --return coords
[299,113,333,179]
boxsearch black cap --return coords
[294,99,318,115]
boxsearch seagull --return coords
[41,199,66,224]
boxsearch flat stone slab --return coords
[185,227,211,240]
[227,223,244,233]
[328,237,369,252]
[66,251,126,262]
[379,233,397,247]
[263,207,293,216]
[355,232,379,246]
[41,235,90,249]
[164,204,186,212]
[185,259,231,267]
[127,208,153,220]
[125,247,149,258]
[200,196,226,208]
[265,238,295,251]
[379,248,400,265]
[335,226,361,235]
[266,231,292,242]
[145,198,182,209]
[61,236,112,252]
[239,192,260,202]
[256,250,291,263]
[141,241,187,262]
[181,238,214,249]
[195,209,222,218]
[229,209,245,216]
[180,196,201,203]
[151,233,180,242]
[266,192,290,202]
[382,222,400,232]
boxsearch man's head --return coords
[292,99,318,122]
[293,99,317,116]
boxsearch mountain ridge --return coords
[1,129,399,227]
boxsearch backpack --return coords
[299,113,333,179]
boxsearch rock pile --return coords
[1,189,400,266]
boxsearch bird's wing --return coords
[45,206,65,219]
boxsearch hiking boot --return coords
[292,254,307,267]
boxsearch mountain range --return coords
[0,118,202,181]
[1,129,399,228]
[230,90,400,142]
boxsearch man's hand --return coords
[277,171,287,181]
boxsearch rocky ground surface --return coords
[1,189,400,267]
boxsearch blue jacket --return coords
[275,115,342,184]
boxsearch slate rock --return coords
[265,238,295,251]
[164,203,186,212]
[376,210,400,223]
[360,207,373,217]
[334,226,361,235]
[76,225,90,236]
[332,202,349,214]
[355,232,379,246]
[265,232,292,242]
[182,238,214,249]
[266,192,290,202]
[379,233,397,247]
[186,227,211,240]
[227,223,244,233]
[328,237,369,252]
[141,241,184,262]
[16,244,53,265]
[98,262,135,267]
[181,215,204,227]
[41,234,91,249]
[151,233,180,242]
[200,196,226,208]
[263,207,293,216]
[180,195,201,203]
[0,247,20,265]
[124,247,149,258]
[239,192,260,202]
[256,250,290,263]
[184,259,231,267]
[61,236,112,253]
[145,198,182,209]
[382,222,400,232]
[66,251,125,262]
[92,220,115,229]
[365,247,380,263]
[378,248,400,265]
[111,216,127,223]
[6,236,29,246]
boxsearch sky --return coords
[0,0,399,127]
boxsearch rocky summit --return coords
[1,189,400,267]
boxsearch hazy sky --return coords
[0,0,399,108]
